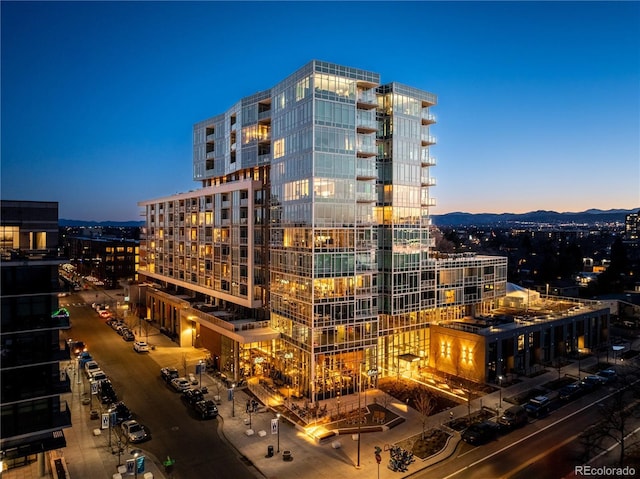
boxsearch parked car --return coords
[133,341,150,353]
[78,351,94,368]
[122,330,135,342]
[170,377,191,392]
[89,370,108,383]
[99,380,118,404]
[462,421,498,445]
[121,420,148,443]
[108,402,132,425]
[524,395,553,418]
[69,340,87,356]
[497,405,528,429]
[559,383,583,402]
[188,373,198,385]
[99,310,112,319]
[84,360,101,378]
[194,400,218,419]
[597,369,617,384]
[182,388,205,406]
[580,375,605,392]
[161,367,179,383]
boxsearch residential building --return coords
[0,200,71,473]
[62,234,139,289]
[138,61,608,401]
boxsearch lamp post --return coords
[199,359,204,388]
[231,383,236,417]
[276,413,281,453]
[577,348,582,380]
[133,451,139,479]
[356,364,362,469]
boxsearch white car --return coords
[170,377,190,392]
[133,341,150,353]
[188,373,198,385]
[89,370,108,382]
[84,361,100,378]
[121,420,148,443]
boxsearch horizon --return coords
[57,206,639,224]
[2,2,638,222]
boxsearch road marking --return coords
[499,433,579,479]
[441,382,639,479]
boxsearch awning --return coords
[1,430,66,459]
[398,353,420,362]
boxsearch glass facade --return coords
[139,61,508,402]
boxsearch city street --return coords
[61,294,261,479]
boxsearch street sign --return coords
[101,413,109,429]
[271,418,279,435]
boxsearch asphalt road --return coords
[410,386,627,479]
[62,296,261,479]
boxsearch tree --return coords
[415,389,436,440]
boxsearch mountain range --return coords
[60,208,638,228]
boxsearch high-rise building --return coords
[139,61,607,402]
[0,200,71,472]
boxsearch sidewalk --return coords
[214,353,602,479]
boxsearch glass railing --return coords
[357,89,377,104]
[421,111,436,123]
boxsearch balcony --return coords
[206,151,215,160]
[258,153,271,164]
[421,133,436,146]
[356,111,377,133]
[421,196,437,207]
[421,176,437,187]
[356,89,378,109]
[421,151,436,167]
[421,111,436,125]
[206,133,216,142]
[356,134,377,158]
[356,159,376,180]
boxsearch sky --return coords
[1,1,639,222]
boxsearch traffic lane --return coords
[419,395,611,479]
[66,297,259,479]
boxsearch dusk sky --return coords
[2,1,638,222]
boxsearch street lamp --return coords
[133,451,139,479]
[276,413,281,453]
[356,364,362,469]
[231,383,236,417]
[577,348,582,380]
[199,359,204,388]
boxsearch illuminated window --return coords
[314,179,335,198]
[0,226,19,249]
[274,138,285,159]
[444,290,455,303]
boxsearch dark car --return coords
[108,401,132,425]
[597,369,617,384]
[99,380,118,404]
[194,400,218,419]
[580,375,605,392]
[69,340,87,356]
[524,395,552,418]
[497,405,528,429]
[160,367,179,383]
[559,383,583,402]
[122,330,135,342]
[462,421,498,445]
[182,388,205,406]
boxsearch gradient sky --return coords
[2,1,639,222]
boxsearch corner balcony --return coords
[421,134,436,146]
[356,89,378,109]
[421,111,436,125]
